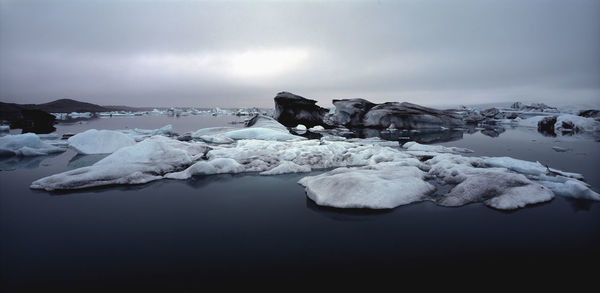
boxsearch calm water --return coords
[1,115,599,291]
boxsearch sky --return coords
[1,0,599,108]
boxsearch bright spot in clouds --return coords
[135,48,310,80]
[231,48,309,78]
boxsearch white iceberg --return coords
[192,115,304,141]
[0,133,65,157]
[197,135,235,144]
[165,158,245,179]
[308,125,325,132]
[260,161,311,175]
[299,162,434,209]
[555,114,600,132]
[0,125,9,132]
[119,125,174,141]
[29,135,600,210]
[68,129,136,154]
[402,141,473,154]
[31,136,210,191]
[295,124,307,131]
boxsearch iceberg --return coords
[29,135,600,210]
[31,136,210,191]
[308,125,325,132]
[0,133,65,157]
[68,129,136,154]
[298,162,434,209]
[192,115,304,142]
[402,141,473,154]
[119,125,174,141]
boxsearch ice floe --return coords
[28,116,600,210]
[299,162,434,209]
[31,136,210,191]
[68,129,136,154]
[402,141,473,154]
[0,133,65,157]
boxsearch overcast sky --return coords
[1,0,599,108]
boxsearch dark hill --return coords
[31,99,110,113]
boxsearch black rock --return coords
[273,92,328,128]
[331,98,377,127]
[362,102,464,129]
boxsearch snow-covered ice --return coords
[0,133,65,157]
[28,114,600,211]
[68,129,136,154]
[402,141,473,154]
[299,162,434,209]
[31,136,210,191]
[308,125,325,132]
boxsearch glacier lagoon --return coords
[1,114,599,290]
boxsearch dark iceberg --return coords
[273,92,328,128]
[362,102,464,129]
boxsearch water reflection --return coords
[305,197,393,222]
[0,153,60,170]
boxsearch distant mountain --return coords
[29,99,110,113]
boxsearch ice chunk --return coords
[555,114,600,132]
[197,135,235,144]
[165,158,244,179]
[536,179,600,201]
[298,163,434,209]
[552,146,569,152]
[517,116,548,128]
[0,133,65,157]
[483,156,583,180]
[68,129,136,154]
[221,128,304,141]
[30,136,210,191]
[402,141,473,154]
[132,125,173,136]
[192,115,304,141]
[308,125,325,132]
[438,171,554,210]
[0,125,9,132]
[260,161,311,175]
[295,124,307,131]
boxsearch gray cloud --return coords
[1,0,599,108]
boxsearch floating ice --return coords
[192,115,304,141]
[555,114,600,132]
[197,135,235,144]
[0,125,9,132]
[165,158,244,179]
[402,141,473,154]
[68,129,136,154]
[0,133,65,157]
[260,161,311,175]
[119,125,174,141]
[29,135,600,210]
[308,125,325,132]
[299,162,434,209]
[295,124,307,131]
[31,136,210,191]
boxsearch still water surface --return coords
[1,115,599,290]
